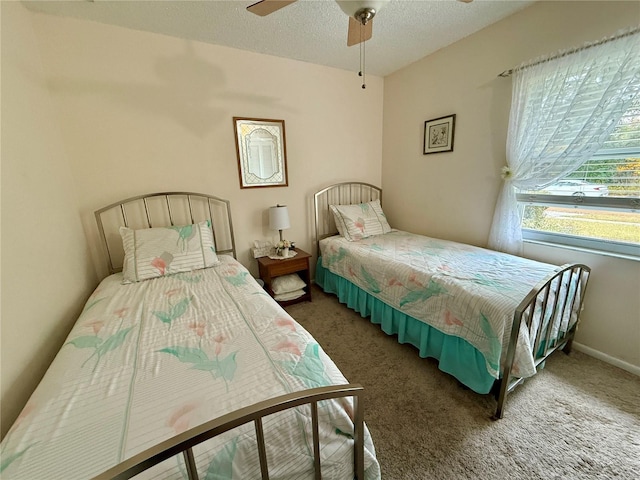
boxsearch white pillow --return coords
[271,273,307,295]
[120,220,219,283]
[274,289,306,302]
[329,199,391,241]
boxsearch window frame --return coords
[517,194,640,257]
[516,101,640,258]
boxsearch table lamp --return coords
[269,205,290,242]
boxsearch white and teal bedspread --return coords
[320,231,577,380]
[1,255,380,479]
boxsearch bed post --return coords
[494,309,523,420]
[353,389,365,479]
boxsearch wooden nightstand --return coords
[257,248,312,307]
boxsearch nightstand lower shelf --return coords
[275,290,312,307]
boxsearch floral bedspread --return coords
[320,231,576,380]
[1,255,380,479]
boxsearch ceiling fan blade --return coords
[247,0,297,17]
[457,0,474,3]
[347,17,373,46]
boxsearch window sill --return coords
[523,238,640,262]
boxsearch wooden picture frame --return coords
[233,117,288,188]
[423,114,456,155]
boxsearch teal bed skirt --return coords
[316,258,496,394]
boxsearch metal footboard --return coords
[494,264,591,419]
[92,384,365,480]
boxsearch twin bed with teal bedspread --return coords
[313,182,590,418]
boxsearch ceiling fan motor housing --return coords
[355,8,375,25]
[336,0,390,23]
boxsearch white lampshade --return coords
[336,0,391,17]
[269,205,290,233]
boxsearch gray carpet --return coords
[286,284,640,480]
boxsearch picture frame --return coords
[233,117,288,188]
[423,114,456,155]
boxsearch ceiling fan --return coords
[247,0,474,46]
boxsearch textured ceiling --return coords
[24,0,535,76]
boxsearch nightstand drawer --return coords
[268,257,307,276]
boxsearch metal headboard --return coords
[313,182,382,254]
[95,192,236,275]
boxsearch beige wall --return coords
[29,13,384,279]
[382,1,640,371]
[0,2,97,438]
[0,5,382,436]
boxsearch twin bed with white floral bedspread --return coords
[1,192,380,480]
[314,182,590,418]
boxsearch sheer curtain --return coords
[488,30,640,255]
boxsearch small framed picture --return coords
[423,114,456,155]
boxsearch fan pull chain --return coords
[358,23,366,89]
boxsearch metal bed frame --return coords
[92,384,366,480]
[314,182,382,256]
[95,192,237,274]
[313,182,591,419]
[495,262,590,418]
[92,192,367,479]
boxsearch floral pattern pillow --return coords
[120,221,219,283]
[329,199,391,241]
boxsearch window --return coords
[517,98,640,257]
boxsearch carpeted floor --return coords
[286,284,640,480]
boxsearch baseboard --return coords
[573,342,640,376]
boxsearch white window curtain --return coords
[488,29,640,255]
